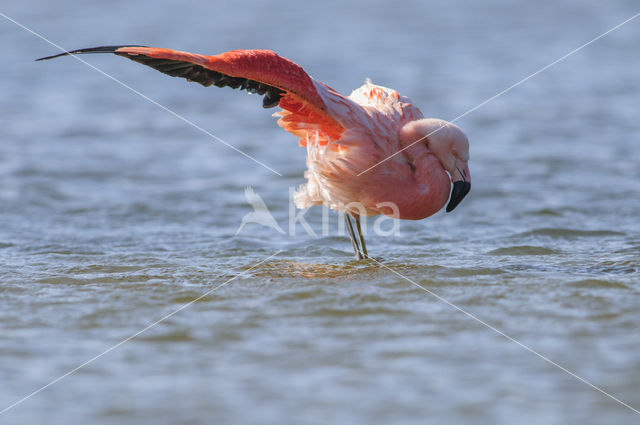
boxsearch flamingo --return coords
[38,46,471,260]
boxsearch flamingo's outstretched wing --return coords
[37,46,345,144]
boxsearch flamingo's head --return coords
[400,118,471,212]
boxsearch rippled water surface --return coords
[1,1,640,424]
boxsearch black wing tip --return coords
[36,45,148,61]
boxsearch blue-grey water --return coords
[1,1,640,424]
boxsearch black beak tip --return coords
[446,181,471,213]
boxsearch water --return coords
[1,0,640,424]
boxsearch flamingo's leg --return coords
[344,213,363,260]
[353,214,368,259]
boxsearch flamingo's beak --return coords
[446,162,471,212]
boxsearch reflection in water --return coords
[250,259,381,279]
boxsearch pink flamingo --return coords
[38,46,471,260]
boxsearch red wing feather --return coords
[38,45,345,146]
[115,47,345,146]
[116,47,327,112]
